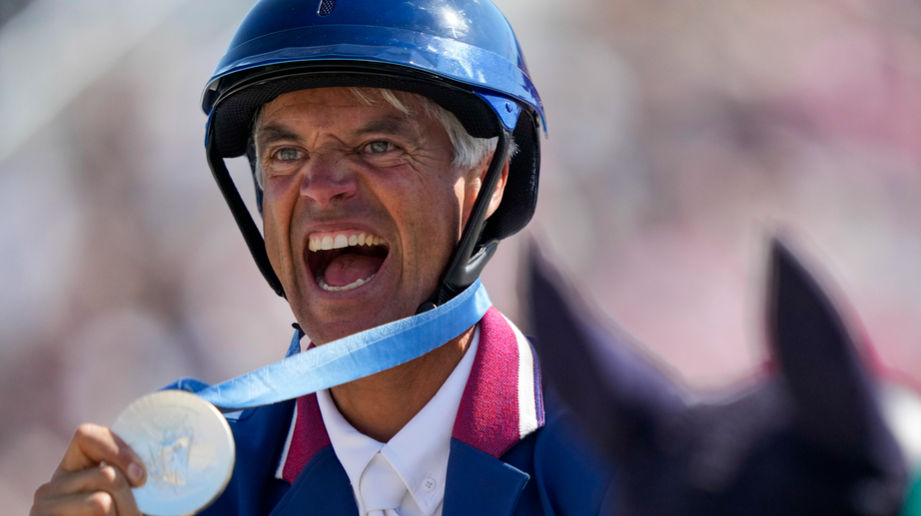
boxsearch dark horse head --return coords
[526,239,908,515]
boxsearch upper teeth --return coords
[308,231,384,252]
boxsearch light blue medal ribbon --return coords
[177,279,492,411]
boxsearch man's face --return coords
[254,87,499,344]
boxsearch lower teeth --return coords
[318,274,375,292]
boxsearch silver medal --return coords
[112,390,235,516]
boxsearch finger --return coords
[32,466,141,516]
[54,423,146,487]
[39,464,130,499]
[31,490,121,516]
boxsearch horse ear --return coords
[766,238,885,452]
[524,240,685,461]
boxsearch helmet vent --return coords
[316,0,336,16]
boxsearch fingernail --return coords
[127,462,145,483]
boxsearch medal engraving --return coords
[147,418,194,490]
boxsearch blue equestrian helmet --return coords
[202,0,545,301]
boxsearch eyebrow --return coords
[254,124,301,150]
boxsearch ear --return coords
[524,240,686,461]
[488,157,509,218]
[766,238,888,453]
[471,153,509,219]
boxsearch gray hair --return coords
[251,87,515,189]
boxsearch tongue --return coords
[322,253,383,287]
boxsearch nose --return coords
[299,153,357,206]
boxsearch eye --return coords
[272,147,304,162]
[364,140,396,154]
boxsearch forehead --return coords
[256,87,425,127]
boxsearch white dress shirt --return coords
[316,327,480,516]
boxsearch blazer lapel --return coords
[270,446,358,516]
[452,308,545,456]
[443,439,530,516]
[270,391,360,515]
[445,308,545,515]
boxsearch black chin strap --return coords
[206,126,286,298]
[417,129,510,312]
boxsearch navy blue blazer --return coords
[188,309,614,515]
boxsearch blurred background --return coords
[1,0,919,511]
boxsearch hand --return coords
[31,423,146,515]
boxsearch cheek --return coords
[261,185,298,265]
[261,212,286,273]
[423,183,467,255]
[389,178,463,255]
[425,175,467,229]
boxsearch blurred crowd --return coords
[1,0,919,512]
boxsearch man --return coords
[31,1,612,514]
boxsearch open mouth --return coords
[306,231,389,292]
